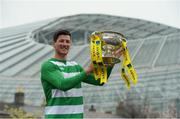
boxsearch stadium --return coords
[0,14,180,118]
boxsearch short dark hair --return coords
[53,30,71,42]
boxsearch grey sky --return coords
[0,0,180,28]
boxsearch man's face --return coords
[53,35,71,57]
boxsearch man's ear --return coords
[52,41,55,48]
[70,39,72,46]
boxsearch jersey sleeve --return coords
[81,65,114,86]
[41,61,87,91]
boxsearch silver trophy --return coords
[90,31,126,66]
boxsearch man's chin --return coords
[58,52,68,56]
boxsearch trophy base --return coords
[103,56,121,66]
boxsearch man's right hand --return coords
[85,63,94,75]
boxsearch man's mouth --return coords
[60,47,68,51]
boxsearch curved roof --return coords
[0,14,179,78]
[30,14,180,44]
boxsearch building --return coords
[0,14,180,118]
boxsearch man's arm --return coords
[82,65,114,86]
[41,62,87,91]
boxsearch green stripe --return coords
[62,65,81,73]
[45,113,83,119]
[52,83,81,89]
[47,97,83,106]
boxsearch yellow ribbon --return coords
[90,32,138,88]
[90,34,107,84]
[121,39,138,89]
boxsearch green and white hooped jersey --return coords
[41,58,87,118]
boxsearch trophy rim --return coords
[89,30,127,42]
[99,31,125,38]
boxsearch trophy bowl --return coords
[90,31,126,66]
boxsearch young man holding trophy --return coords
[40,30,127,118]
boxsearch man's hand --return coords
[85,47,123,75]
[85,63,94,75]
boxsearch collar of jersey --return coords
[50,58,67,64]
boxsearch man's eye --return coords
[59,40,64,43]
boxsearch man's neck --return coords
[54,54,67,60]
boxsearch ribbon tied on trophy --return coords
[89,31,138,89]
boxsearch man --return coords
[41,30,122,118]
